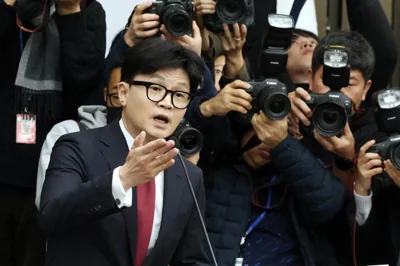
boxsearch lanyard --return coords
[19,29,24,54]
[240,175,277,246]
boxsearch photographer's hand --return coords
[384,160,400,189]
[124,1,160,47]
[219,23,247,78]
[355,140,383,196]
[200,80,252,117]
[314,123,355,160]
[288,87,312,127]
[160,21,202,56]
[4,0,16,6]
[57,0,81,15]
[119,131,178,191]
[252,111,288,149]
[288,113,303,140]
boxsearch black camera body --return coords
[204,0,255,33]
[144,0,193,37]
[169,119,203,157]
[305,91,352,137]
[368,134,400,170]
[235,79,291,125]
[374,88,400,134]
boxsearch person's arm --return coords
[0,0,16,41]
[57,1,106,91]
[270,137,346,226]
[354,191,373,226]
[347,0,398,103]
[38,134,119,237]
[35,121,80,210]
[170,166,210,266]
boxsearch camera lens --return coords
[163,4,191,37]
[178,128,204,157]
[313,103,347,137]
[262,93,291,120]
[216,0,245,23]
[391,144,400,170]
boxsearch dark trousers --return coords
[0,184,46,266]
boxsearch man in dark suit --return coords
[38,38,210,266]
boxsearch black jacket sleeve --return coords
[0,1,16,41]
[347,0,398,103]
[170,165,211,266]
[38,134,119,237]
[270,136,346,226]
[57,1,106,91]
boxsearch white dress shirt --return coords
[111,119,164,254]
[354,190,373,226]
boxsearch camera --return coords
[144,0,193,37]
[374,88,400,134]
[303,46,352,137]
[235,79,291,125]
[169,119,203,157]
[368,134,400,170]
[305,91,352,137]
[204,0,255,33]
[233,14,294,126]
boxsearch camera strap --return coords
[290,0,307,24]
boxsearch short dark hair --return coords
[292,28,319,43]
[110,56,124,72]
[312,30,375,82]
[121,38,205,94]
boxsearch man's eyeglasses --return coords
[128,80,194,109]
[107,93,121,107]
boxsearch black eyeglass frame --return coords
[128,80,195,109]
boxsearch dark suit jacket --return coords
[39,121,210,266]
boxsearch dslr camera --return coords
[304,46,352,137]
[374,88,400,134]
[234,14,294,126]
[204,0,254,33]
[169,119,203,157]
[368,134,400,170]
[144,0,193,37]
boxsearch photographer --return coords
[0,0,105,265]
[185,76,346,265]
[104,1,218,99]
[288,30,389,264]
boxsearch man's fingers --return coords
[150,148,179,168]
[240,24,247,39]
[230,96,252,111]
[290,104,310,127]
[196,3,216,11]
[191,20,201,39]
[142,140,176,163]
[137,28,160,38]
[135,138,167,155]
[359,140,376,157]
[368,167,383,177]
[137,13,160,23]
[364,152,381,161]
[222,23,233,43]
[366,159,383,170]
[135,1,154,16]
[292,96,312,118]
[138,20,160,31]
[295,87,311,101]
[133,131,146,148]
[232,23,241,39]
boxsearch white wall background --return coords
[98,0,318,55]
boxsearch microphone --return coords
[177,152,219,266]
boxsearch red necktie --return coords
[134,179,156,266]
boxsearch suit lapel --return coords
[144,160,184,266]
[98,121,138,264]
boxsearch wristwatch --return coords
[334,156,355,171]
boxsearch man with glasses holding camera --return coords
[38,39,210,266]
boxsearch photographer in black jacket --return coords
[185,79,346,265]
[0,0,106,265]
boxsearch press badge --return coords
[16,114,36,144]
[235,257,243,266]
